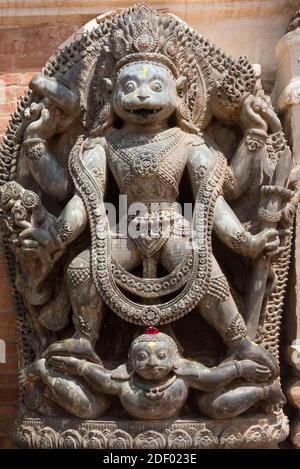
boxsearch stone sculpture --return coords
[0,3,297,448]
[24,331,283,421]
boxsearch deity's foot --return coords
[260,382,286,413]
[42,337,102,364]
[224,338,279,379]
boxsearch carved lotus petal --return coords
[243,425,266,448]
[60,429,82,449]
[107,429,133,449]
[193,428,218,449]
[83,430,107,449]
[134,431,166,449]
[37,427,59,449]
[15,426,36,449]
[220,430,243,449]
[167,429,192,449]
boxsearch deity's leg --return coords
[25,359,110,418]
[195,385,267,419]
[161,240,278,377]
[67,249,104,346]
[196,257,279,376]
[66,237,141,345]
[196,256,247,346]
[161,240,244,345]
[195,381,285,419]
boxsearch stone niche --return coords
[0,2,300,449]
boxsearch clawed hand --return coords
[240,359,272,383]
[18,225,58,255]
[225,338,279,379]
[241,94,282,135]
[23,100,60,143]
[249,228,290,259]
[23,74,81,143]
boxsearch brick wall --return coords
[0,21,83,449]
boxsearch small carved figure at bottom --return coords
[23,332,285,420]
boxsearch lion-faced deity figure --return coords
[0,4,297,436]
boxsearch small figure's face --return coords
[131,340,174,380]
[112,62,178,126]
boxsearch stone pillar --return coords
[275,15,300,448]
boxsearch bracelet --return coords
[49,219,73,247]
[233,360,243,378]
[23,137,46,146]
[232,229,252,256]
[77,360,87,377]
[245,130,267,152]
[23,140,46,161]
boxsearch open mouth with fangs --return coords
[127,108,162,117]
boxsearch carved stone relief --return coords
[0,3,298,448]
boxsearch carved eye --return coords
[126,81,137,93]
[158,352,166,360]
[151,81,162,92]
[137,353,147,361]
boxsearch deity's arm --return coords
[75,360,122,395]
[223,94,282,200]
[22,143,73,203]
[224,138,268,200]
[49,193,88,249]
[49,139,107,250]
[21,74,82,203]
[175,359,241,392]
[176,358,271,391]
[186,141,278,258]
[213,195,252,255]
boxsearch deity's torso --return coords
[105,127,190,204]
[120,376,188,420]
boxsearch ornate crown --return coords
[130,331,178,351]
[54,3,257,135]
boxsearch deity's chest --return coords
[105,128,187,202]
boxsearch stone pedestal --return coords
[13,412,289,449]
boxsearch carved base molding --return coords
[13,411,289,449]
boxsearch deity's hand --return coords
[47,356,84,376]
[18,225,61,256]
[238,359,272,383]
[240,94,282,136]
[23,74,81,145]
[227,338,279,379]
[23,100,60,144]
[248,228,288,259]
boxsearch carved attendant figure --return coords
[24,331,285,419]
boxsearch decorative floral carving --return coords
[107,430,133,449]
[167,429,192,449]
[13,410,289,448]
[60,430,82,449]
[193,427,218,449]
[83,430,107,449]
[36,427,60,449]
[134,431,166,449]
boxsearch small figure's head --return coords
[111,61,187,127]
[129,332,178,381]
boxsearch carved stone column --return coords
[275,11,300,447]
